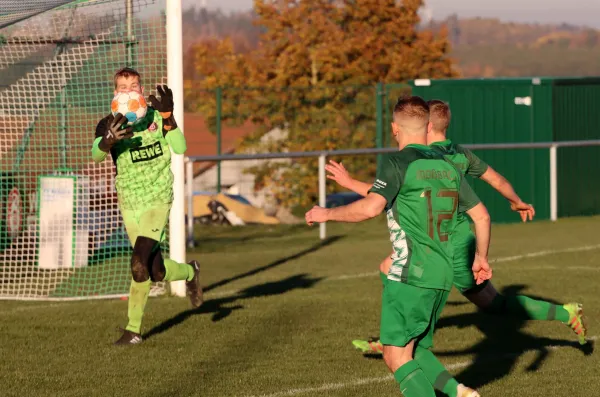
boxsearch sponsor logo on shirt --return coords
[372,179,387,189]
[148,122,158,132]
[130,141,163,163]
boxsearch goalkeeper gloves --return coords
[98,113,134,152]
[149,84,178,135]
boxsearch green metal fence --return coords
[187,78,600,223]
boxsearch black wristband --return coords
[98,137,111,152]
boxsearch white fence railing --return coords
[184,139,600,245]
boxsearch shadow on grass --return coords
[203,235,344,293]
[143,234,343,340]
[435,284,594,390]
[143,273,323,340]
[359,284,593,392]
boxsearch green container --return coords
[551,78,600,217]
[409,77,600,223]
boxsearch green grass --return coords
[1,216,599,397]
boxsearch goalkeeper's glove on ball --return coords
[98,113,134,152]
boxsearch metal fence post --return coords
[550,144,558,221]
[186,158,195,247]
[216,86,222,193]
[318,154,326,240]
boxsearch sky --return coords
[185,0,600,28]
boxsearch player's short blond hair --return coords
[114,67,141,88]
[427,99,451,133]
[393,96,430,132]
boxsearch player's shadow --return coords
[143,273,323,341]
[434,284,594,391]
[203,235,344,293]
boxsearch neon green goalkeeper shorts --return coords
[380,281,449,349]
[120,204,171,246]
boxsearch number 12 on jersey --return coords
[421,188,458,242]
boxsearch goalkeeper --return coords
[91,67,203,345]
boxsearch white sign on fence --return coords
[38,176,76,269]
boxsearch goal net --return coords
[0,0,170,300]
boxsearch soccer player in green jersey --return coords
[306,96,491,397]
[328,99,587,357]
[92,67,203,345]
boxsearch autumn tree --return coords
[187,0,456,208]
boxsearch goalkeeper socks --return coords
[379,271,388,287]
[163,259,195,282]
[414,346,459,397]
[499,294,569,322]
[125,278,151,334]
[393,360,436,397]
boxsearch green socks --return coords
[493,294,570,322]
[379,271,388,287]
[394,360,436,397]
[124,259,194,334]
[163,258,195,282]
[415,346,459,397]
[125,279,151,334]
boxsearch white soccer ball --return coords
[111,91,148,125]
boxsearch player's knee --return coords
[131,236,159,282]
[131,253,149,282]
[482,293,508,315]
[149,251,166,282]
[382,344,413,372]
[150,267,165,282]
[464,281,502,312]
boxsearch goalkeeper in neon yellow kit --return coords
[91,67,203,345]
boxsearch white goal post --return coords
[167,0,186,297]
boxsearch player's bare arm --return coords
[479,166,535,222]
[465,202,492,285]
[325,160,372,197]
[305,193,386,225]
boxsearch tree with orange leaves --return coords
[187,0,456,208]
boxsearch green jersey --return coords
[369,144,481,291]
[430,139,489,243]
[94,108,180,210]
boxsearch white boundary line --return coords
[249,336,598,397]
[490,243,600,263]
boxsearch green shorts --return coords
[452,234,477,293]
[451,233,491,294]
[120,204,171,246]
[380,281,449,349]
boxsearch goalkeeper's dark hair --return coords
[114,67,141,88]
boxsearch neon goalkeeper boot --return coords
[457,384,481,397]
[352,337,383,354]
[564,303,587,345]
[186,260,204,308]
[114,328,143,345]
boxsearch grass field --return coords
[1,215,598,397]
